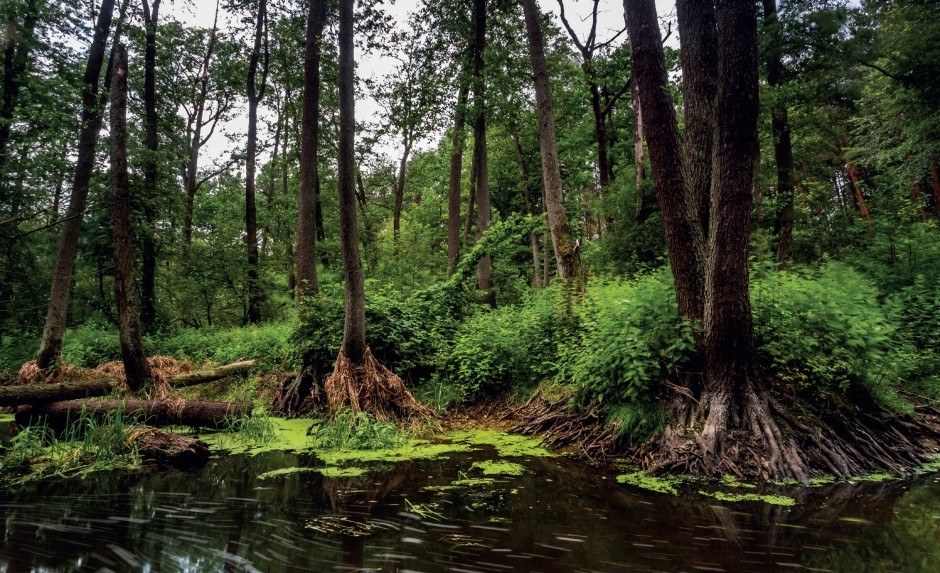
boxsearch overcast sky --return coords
[161,0,676,169]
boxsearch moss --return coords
[616,471,682,495]
[917,454,940,474]
[472,460,526,476]
[809,475,837,486]
[445,429,554,457]
[699,490,796,506]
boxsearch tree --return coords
[110,43,153,391]
[323,0,426,419]
[471,0,493,305]
[296,0,326,304]
[36,0,124,370]
[521,0,580,286]
[140,0,161,326]
[0,0,40,192]
[447,73,470,272]
[244,0,270,324]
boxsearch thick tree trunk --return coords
[762,0,796,267]
[471,0,493,306]
[0,379,114,407]
[36,0,119,370]
[337,0,365,363]
[111,44,153,392]
[140,0,161,327]
[128,428,210,467]
[511,130,541,286]
[297,0,325,304]
[625,0,704,322]
[447,79,469,273]
[15,399,252,430]
[245,0,269,324]
[0,0,39,192]
[522,0,581,286]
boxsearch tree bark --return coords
[930,157,940,217]
[625,0,704,322]
[0,379,114,407]
[447,78,470,273]
[110,44,153,392]
[297,0,325,304]
[511,130,541,286]
[337,0,365,363]
[0,0,39,194]
[632,79,645,221]
[761,0,796,267]
[392,142,412,243]
[139,0,161,328]
[471,0,493,305]
[169,360,255,388]
[37,0,119,370]
[15,400,252,430]
[522,0,581,286]
[845,155,872,220]
[245,0,269,324]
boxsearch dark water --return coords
[1,424,938,572]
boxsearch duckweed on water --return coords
[445,429,554,457]
[699,490,796,506]
[720,475,757,489]
[472,460,526,476]
[318,466,367,478]
[258,467,319,480]
[616,472,682,495]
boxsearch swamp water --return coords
[1,416,938,573]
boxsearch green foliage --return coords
[439,286,567,399]
[148,321,298,371]
[309,410,405,451]
[563,272,695,410]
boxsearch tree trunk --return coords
[761,0,796,267]
[522,0,581,286]
[447,79,469,273]
[588,69,611,189]
[392,142,411,243]
[845,155,871,220]
[337,0,365,363]
[297,0,325,304]
[0,379,114,407]
[183,1,220,245]
[245,0,268,324]
[110,44,153,392]
[37,0,119,370]
[625,0,704,322]
[139,0,161,328]
[464,153,476,242]
[15,399,252,431]
[511,130,541,286]
[472,0,493,305]
[169,360,254,388]
[632,79,645,221]
[0,0,39,193]
[930,157,940,217]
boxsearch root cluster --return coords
[323,347,430,421]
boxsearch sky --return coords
[161,0,676,169]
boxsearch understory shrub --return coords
[148,321,297,371]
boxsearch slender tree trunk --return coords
[511,129,541,286]
[632,79,645,221]
[522,0,581,286]
[337,0,365,362]
[844,156,871,221]
[110,44,153,391]
[36,0,119,370]
[472,0,493,305]
[245,0,269,324]
[0,0,39,193]
[183,1,220,245]
[140,0,161,327]
[761,0,796,266]
[297,0,325,304]
[392,141,411,243]
[464,152,477,242]
[905,151,927,220]
[588,69,611,188]
[447,79,469,273]
[625,0,704,322]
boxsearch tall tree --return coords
[110,44,153,391]
[521,0,581,286]
[447,74,469,273]
[296,0,325,304]
[245,0,269,324]
[0,0,39,192]
[140,0,161,326]
[471,0,493,305]
[36,0,123,370]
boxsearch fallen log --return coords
[127,427,210,468]
[168,360,254,388]
[15,399,252,430]
[0,360,255,408]
[0,379,114,407]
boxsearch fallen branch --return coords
[15,399,252,430]
[168,360,254,388]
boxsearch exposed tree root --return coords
[323,347,431,421]
[639,379,940,483]
[273,357,323,417]
[505,389,621,462]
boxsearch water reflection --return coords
[0,425,938,572]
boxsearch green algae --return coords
[699,490,796,506]
[316,440,471,466]
[258,467,319,480]
[720,475,757,489]
[616,472,682,495]
[852,473,895,483]
[453,476,496,487]
[918,454,940,474]
[201,417,313,455]
[472,460,526,476]
[318,466,367,478]
[444,429,554,458]
[0,413,14,424]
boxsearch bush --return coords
[439,286,568,399]
[148,321,297,371]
